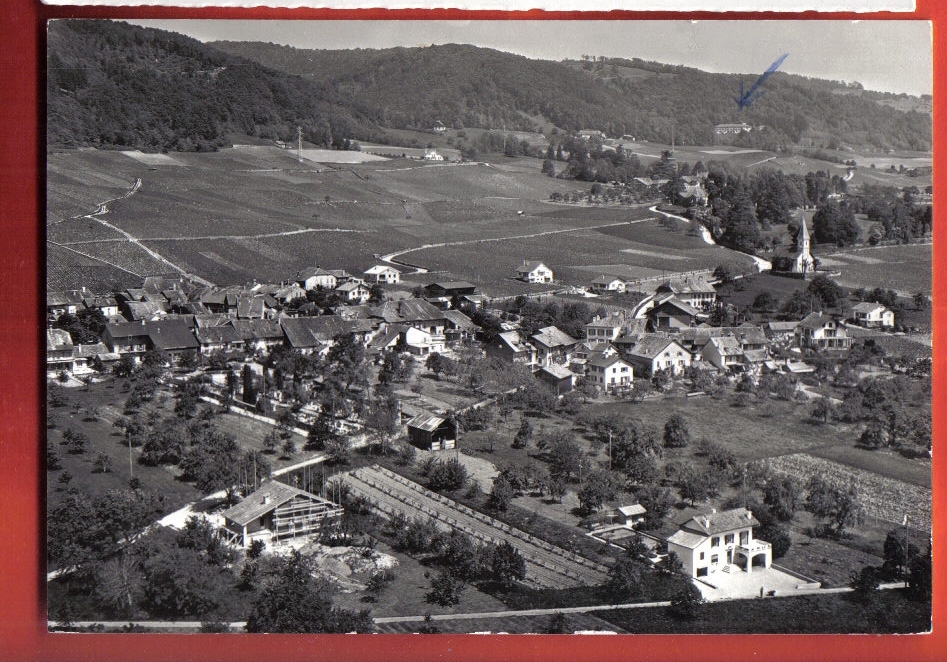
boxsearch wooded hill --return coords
[46,20,930,153]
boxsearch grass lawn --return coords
[599,589,930,634]
[374,610,625,634]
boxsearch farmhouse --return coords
[485,331,537,367]
[46,290,85,320]
[220,480,344,548]
[423,149,444,161]
[103,318,199,359]
[515,260,554,284]
[666,507,771,579]
[280,316,361,354]
[123,300,168,322]
[424,281,479,305]
[371,299,447,337]
[851,302,895,328]
[83,295,120,318]
[296,267,338,291]
[585,355,633,393]
[406,412,457,451]
[655,275,717,310]
[795,312,852,351]
[363,265,401,284]
[47,329,75,375]
[586,314,625,342]
[624,335,692,377]
[230,318,286,352]
[649,297,700,330]
[530,325,580,367]
[195,325,245,355]
[702,335,745,372]
[590,275,626,294]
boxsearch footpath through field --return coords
[344,465,610,589]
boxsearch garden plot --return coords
[761,453,931,530]
[344,465,609,589]
[823,244,932,295]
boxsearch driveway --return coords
[694,565,814,601]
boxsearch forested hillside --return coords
[45,20,930,153]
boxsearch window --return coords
[725,534,734,545]
[699,552,705,560]
[711,537,720,547]
[711,554,719,565]
[740,531,749,546]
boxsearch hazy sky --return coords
[129,20,932,96]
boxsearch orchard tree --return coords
[663,414,690,449]
[491,541,526,586]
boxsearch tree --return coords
[660,550,684,576]
[663,414,690,448]
[541,158,556,176]
[241,364,257,405]
[324,435,351,466]
[427,457,468,492]
[668,582,704,619]
[426,569,465,607]
[179,431,243,494]
[425,353,451,381]
[577,472,612,514]
[491,541,527,586]
[848,565,880,603]
[810,398,834,423]
[246,549,372,633]
[805,475,861,535]
[676,462,714,505]
[913,292,929,310]
[46,440,62,470]
[882,529,920,579]
[606,555,646,599]
[512,417,533,449]
[806,274,845,309]
[812,200,860,246]
[544,612,571,634]
[712,264,734,284]
[365,395,400,454]
[757,524,791,559]
[752,291,779,312]
[762,474,802,521]
[487,474,514,512]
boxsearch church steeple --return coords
[798,213,810,255]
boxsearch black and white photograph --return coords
[44,19,932,635]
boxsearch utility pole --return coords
[297,126,303,163]
[903,514,910,587]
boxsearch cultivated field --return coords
[817,243,933,296]
[761,453,932,531]
[345,465,610,589]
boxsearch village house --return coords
[851,302,895,328]
[585,354,634,393]
[702,335,745,372]
[366,325,403,355]
[123,300,168,322]
[655,275,717,310]
[666,507,772,579]
[648,296,700,330]
[515,260,554,284]
[46,290,86,321]
[103,318,199,361]
[530,325,580,367]
[423,149,444,161]
[795,312,852,351]
[590,275,626,294]
[586,314,625,342]
[432,120,447,134]
[335,280,372,304]
[423,281,482,308]
[401,326,447,356]
[406,412,457,451]
[47,328,75,376]
[230,319,286,352]
[295,267,338,291]
[624,335,692,377]
[83,295,120,319]
[220,480,344,549]
[195,325,245,355]
[569,341,617,375]
[279,316,370,355]
[363,265,401,285]
[371,299,447,338]
[714,123,752,135]
[441,309,479,343]
[484,331,537,367]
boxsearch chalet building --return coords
[537,363,575,395]
[851,302,895,328]
[764,320,800,342]
[586,314,625,342]
[530,325,580,367]
[678,326,767,354]
[667,507,772,579]
[624,335,692,377]
[649,297,700,330]
[363,265,401,284]
[335,281,371,304]
[570,341,617,375]
[616,504,647,527]
[485,331,537,367]
[220,480,343,548]
[585,355,633,393]
[406,413,457,451]
[423,149,444,161]
[655,276,717,310]
[423,281,480,308]
[795,312,852,351]
[296,267,338,291]
[515,261,553,284]
[103,322,151,357]
[590,275,626,294]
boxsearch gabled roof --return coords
[618,504,647,517]
[407,412,449,433]
[280,316,355,348]
[229,318,284,341]
[73,342,111,359]
[591,274,623,286]
[441,309,477,331]
[708,335,743,356]
[371,299,444,324]
[627,335,686,360]
[221,481,326,527]
[47,290,85,307]
[193,313,233,329]
[798,311,836,330]
[145,318,200,351]
[652,297,699,317]
[425,281,477,293]
[680,507,759,536]
[587,354,630,369]
[83,295,118,309]
[496,331,531,353]
[47,329,73,351]
[587,314,624,329]
[539,363,574,380]
[196,325,243,345]
[125,300,168,321]
[336,281,368,293]
[295,266,335,281]
[367,325,404,351]
[531,326,578,349]
[667,529,707,550]
[656,274,716,296]
[364,265,400,275]
[743,349,769,363]
[765,321,799,333]
[516,261,549,273]
[852,301,888,314]
[236,296,265,319]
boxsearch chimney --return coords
[710,508,716,514]
[746,510,753,520]
[262,495,270,505]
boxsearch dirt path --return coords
[60,227,370,244]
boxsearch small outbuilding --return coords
[406,412,457,451]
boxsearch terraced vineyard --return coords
[761,453,931,530]
[344,465,610,589]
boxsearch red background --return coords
[1,1,942,659]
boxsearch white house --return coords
[296,267,338,291]
[590,275,626,294]
[624,335,692,377]
[586,314,624,342]
[335,280,371,304]
[851,302,895,328]
[402,326,447,356]
[423,149,444,161]
[363,265,401,285]
[515,260,553,284]
[667,507,772,579]
[585,355,633,392]
[795,312,852,351]
[702,335,745,372]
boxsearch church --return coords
[772,212,815,277]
